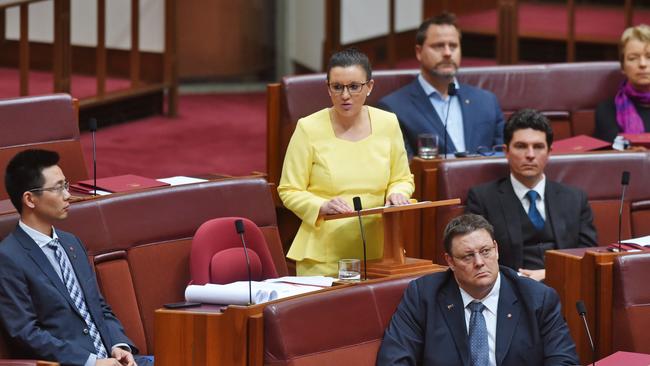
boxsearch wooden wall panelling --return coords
[177,0,275,79]
[19,4,29,96]
[97,0,106,96]
[53,0,71,93]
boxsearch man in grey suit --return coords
[377,213,579,365]
[377,12,504,157]
[0,149,152,366]
[466,109,598,282]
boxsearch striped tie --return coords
[48,239,108,358]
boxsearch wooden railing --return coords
[322,0,639,67]
[0,0,178,116]
[438,0,637,64]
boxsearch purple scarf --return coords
[615,80,650,134]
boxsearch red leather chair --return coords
[612,253,650,354]
[190,217,279,285]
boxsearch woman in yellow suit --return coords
[278,48,414,276]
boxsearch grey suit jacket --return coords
[377,267,579,365]
[0,226,136,365]
[466,178,598,270]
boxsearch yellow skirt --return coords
[296,258,338,277]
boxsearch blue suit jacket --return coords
[376,267,578,366]
[0,226,136,365]
[377,78,505,156]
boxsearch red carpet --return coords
[79,93,267,179]
[0,67,130,99]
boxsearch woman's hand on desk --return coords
[320,197,354,215]
[386,193,409,206]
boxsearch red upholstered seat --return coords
[190,217,279,285]
[612,253,650,354]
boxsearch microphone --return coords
[442,82,457,159]
[576,300,596,366]
[353,196,368,280]
[618,171,630,252]
[88,118,98,196]
[234,219,253,305]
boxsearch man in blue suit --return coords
[0,149,152,366]
[377,13,504,157]
[376,214,578,365]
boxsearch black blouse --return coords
[594,98,650,142]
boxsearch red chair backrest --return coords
[190,217,279,285]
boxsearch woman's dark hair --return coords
[326,47,372,82]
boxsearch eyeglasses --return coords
[453,245,496,264]
[327,81,368,95]
[28,181,70,195]
[476,145,506,156]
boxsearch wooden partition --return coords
[545,248,641,365]
[0,0,178,116]
[321,0,641,67]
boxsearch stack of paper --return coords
[184,277,335,305]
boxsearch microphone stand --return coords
[618,171,630,252]
[353,197,368,280]
[443,82,456,159]
[89,118,98,196]
[576,301,597,366]
[235,220,253,305]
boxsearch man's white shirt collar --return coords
[417,74,460,100]
[459,272,501,316]
[510,174,546,202]
[19,220,58,249]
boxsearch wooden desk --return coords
[545,247,638,365]
[154,304,265,366]
[153,270,446,365]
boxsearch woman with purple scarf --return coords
[595,24,650,143]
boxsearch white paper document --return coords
[265,276,336,287]
[622,235,650,247]
[185,279,328,305]
[157,176,208,186]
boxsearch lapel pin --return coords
[507,313,512,318]
[447,304,454,310]
[465,99,470,104]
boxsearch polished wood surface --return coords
[325,200,459,277]
[266,83,282,186]
[154,304,265,366]
[19,3,28,96]
[53,0,71,93]
[410,157,446,261]
[96,0,106,96]
[154,272,443,365]
[176,0,274,79]
[545,247,640,365]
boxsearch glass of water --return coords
[417,133,439,159]
[338,259,361,281]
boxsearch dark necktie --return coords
[526,190,545,231]
[468,301,489,366]
[47,239,108,358]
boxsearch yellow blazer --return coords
[278,106,414,269]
